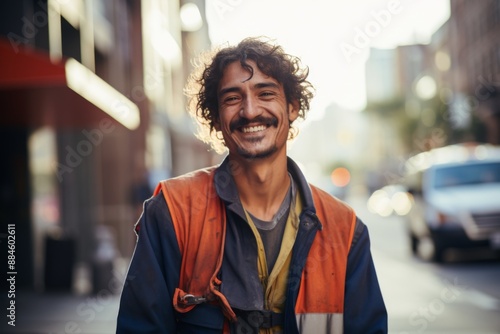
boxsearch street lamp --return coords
[180,3,203,32]
[414,75,437,100]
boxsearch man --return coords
[117,37,387,333]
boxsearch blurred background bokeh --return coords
[0,0,499,333]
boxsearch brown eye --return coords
[260,91,275,98]
[224,96,240,104]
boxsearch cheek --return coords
[217,118,233,137]
[220,110,239,130]
[214,110,228,132]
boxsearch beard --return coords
[236,144,278,160]
[229,115,280,160]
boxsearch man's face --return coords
[216,60,298,160]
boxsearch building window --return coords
[61,16,81,62]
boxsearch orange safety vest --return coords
[153,166,356,333]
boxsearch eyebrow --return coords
[218,81,281,98]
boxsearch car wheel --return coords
[416,235,446,263]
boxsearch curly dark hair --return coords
[185,37,315,153]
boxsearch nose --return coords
[239,96,262,119]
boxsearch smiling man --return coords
[117,37,387,334]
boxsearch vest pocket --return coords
[176,303,225,332]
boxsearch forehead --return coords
[218,60,280,90]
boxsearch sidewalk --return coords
[1,290,120,334]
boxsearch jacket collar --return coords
[213,156,319,221]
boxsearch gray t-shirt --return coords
[248,176,295,273]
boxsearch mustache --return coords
[229,116,278,132]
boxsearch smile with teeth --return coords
[241,125,267,133]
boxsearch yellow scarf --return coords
[243,193,303,333]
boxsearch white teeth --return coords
[242,125,266,133]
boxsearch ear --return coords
[288,100,300,123]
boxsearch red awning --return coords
[0,36,140,129]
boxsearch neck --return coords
[230,153,290,221]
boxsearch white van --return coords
[403,143,500,262]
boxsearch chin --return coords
[236,146,277,160]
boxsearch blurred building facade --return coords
[0,0,214,293]
[364,0,500,188]
[289,103,369,191]
[448,0,500,144]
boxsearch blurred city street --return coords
[1,292,120,334]
[1,0,500,333]
[348,193,500,334]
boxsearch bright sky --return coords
[205,0,450,118]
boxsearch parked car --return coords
[403,143,500,262]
